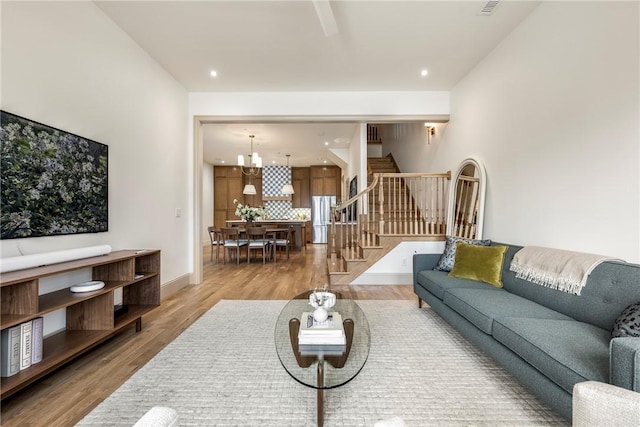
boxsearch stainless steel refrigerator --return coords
[311,195,336,244]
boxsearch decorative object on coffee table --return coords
[308,286,336,323]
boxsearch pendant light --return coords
[240,134,260,195]
[281,154,295,195]
[242,183,257,195]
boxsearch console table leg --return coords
[135,317,142,332]
[317,361,324,427]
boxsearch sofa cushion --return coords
[448,243,508,288]
[442,288,572,334]
[611,302,640,338]
[416,270,502,301]
[493,317,610,393]
[434,235,491,272]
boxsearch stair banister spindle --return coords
[402,176,408,233]
[411,179,420,234]
[459,180,466,237]
[393,176,398,234]
[370,186,376,245]
[378,175,384,234]
[423,177,428,234]
[419,177,425,234]
[400,176,404,233]
[436,177,441,234]
[462,180,470,237]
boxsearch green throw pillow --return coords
[448,243,508,288]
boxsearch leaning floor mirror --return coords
[446,157,487,239]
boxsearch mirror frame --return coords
[446,156,487,239]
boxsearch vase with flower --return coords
[309,285,336,323]
[233,199,265,226]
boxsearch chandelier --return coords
[238,134,262,176]
[238,135,262,195]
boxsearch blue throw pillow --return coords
[612,302,640,338]
[434,235,492,272]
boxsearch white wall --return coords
[351,241,446,285]
[347,124,366,197]
[1,2,190,283]
[202,163,214,245]
[381,122,445,173]
[189,91,449,117]
[388,1,640,262]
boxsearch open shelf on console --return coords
[0,249,161,400]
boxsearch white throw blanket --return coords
[509,246,622,295]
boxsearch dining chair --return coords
[246,227,271,264]
[207,226,221,263]
[272,226,293,262]
[220,227,248,264]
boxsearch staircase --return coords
[328,153,451,285]
[367,156,411,230]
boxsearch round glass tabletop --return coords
[274,290,371,390]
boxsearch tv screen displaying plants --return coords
[0,111,108,239]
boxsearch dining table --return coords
[225,220,309,250]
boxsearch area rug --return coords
[77,300,567,426]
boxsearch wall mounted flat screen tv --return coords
[0,111,108,239]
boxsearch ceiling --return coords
[202,122,358,168]
[95,1,540,166]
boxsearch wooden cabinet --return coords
[305,221,312,243]
[214,166,260,229]
[291,167,310,208]
[0,250,160,399]
[310,166,340,197]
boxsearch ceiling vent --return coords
[479,0,501,16]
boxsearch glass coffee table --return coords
[274,290,370,427]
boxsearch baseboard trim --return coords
[161,274,190,300]
[349,272,412,286]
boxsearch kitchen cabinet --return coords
[214,166,244,229]
[310,166,340,197]
[214,166,263,229]
[305,220,312,243]
[291,167,310,208]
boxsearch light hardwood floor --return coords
[0,244,415,426]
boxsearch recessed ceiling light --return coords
[324,141,329,146]
[210,70,218,78]
[421,69,428,77]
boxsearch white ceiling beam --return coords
[312,0,339,37]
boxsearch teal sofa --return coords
[413,243,640,421]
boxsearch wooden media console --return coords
[0,249,160,399]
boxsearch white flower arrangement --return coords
[232,199,266,221]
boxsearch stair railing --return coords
[329,171,451,261]
[367,124,381,143]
